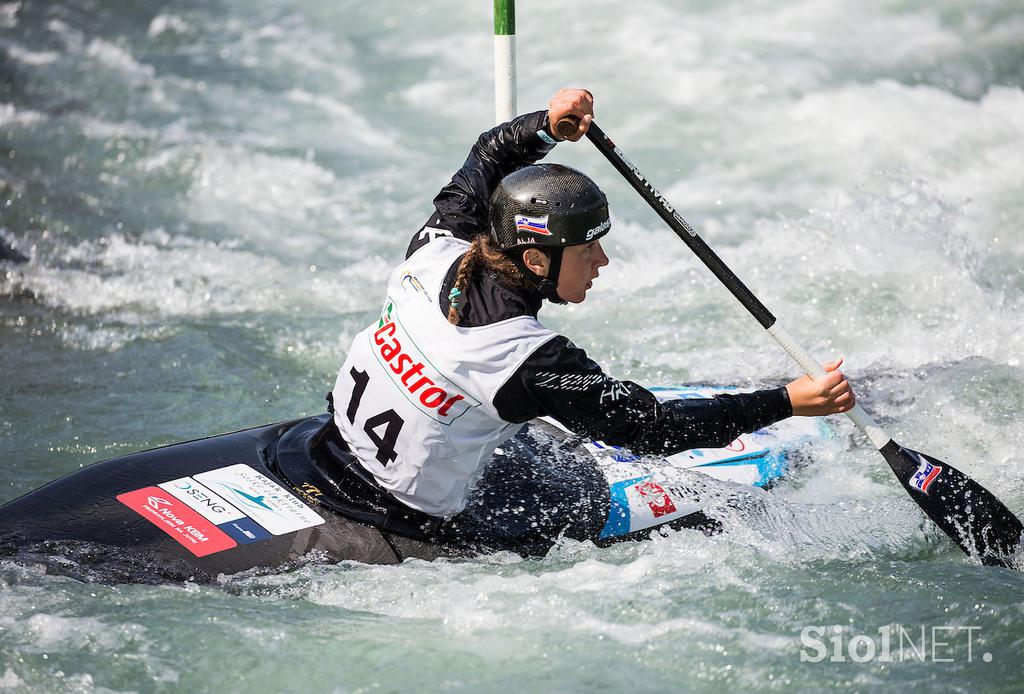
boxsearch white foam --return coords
[75,115,156,140]
[3,231,377,336]
[0,2,19,29]
[392,32,492,121]
[285,89,396,151]
[85,38,156,82]
[45,18,85,51]
[5,44,59,66]
[0,102,47,127]
[227,13,363,95]
[22,613,132,650]
[147,14,193,38]
[0,668,23,689]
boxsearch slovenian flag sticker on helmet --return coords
[909,455,942,494]
[515,214,551,235]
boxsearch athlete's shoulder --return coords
[406,211,481,258]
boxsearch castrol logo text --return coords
[371,307,478,424]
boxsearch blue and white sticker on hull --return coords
[194,464,325,536]
[599,474,705,539]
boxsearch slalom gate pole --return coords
[493,0,517,123]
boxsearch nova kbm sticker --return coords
[116,487,236,557]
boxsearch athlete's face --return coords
[556,239,609,303]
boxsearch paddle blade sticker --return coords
[909,456,943,494]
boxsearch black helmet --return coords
[489,164,610,251]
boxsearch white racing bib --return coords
[332,237,555,517]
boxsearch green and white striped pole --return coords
[493,0,516,123]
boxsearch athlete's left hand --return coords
[548,88,593,142]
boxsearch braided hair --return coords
[447,235,531,325]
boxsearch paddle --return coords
[555,116,1023,568]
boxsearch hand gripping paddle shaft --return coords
[556,116,1023,567]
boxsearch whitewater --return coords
[1,0,1023,691]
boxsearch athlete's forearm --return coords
[611,388,793,455]
[494,336,793,456]
[408,111,555,256]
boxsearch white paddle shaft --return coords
[766,322,890,450]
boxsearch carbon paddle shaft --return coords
[560,117,1024,567]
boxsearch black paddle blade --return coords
[880,440,1023,567]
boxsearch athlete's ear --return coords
[522,248,550,277]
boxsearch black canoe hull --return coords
[0,416,450,583]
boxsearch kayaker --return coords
[329,88,855,551]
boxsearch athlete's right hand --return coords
[548,88,593,142]
[786,358,856,416]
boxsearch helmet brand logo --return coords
[514,214,551,236]
[585,219,611,241]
